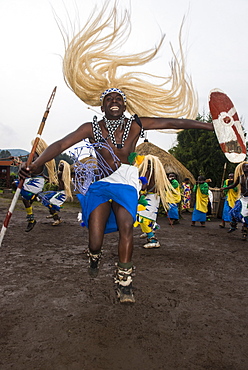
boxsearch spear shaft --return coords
[0,87,57,247]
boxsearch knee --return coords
[88,239,102,253]
[118,219,133,237]
[88,233,104,253]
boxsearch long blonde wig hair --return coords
[32,138,58,185]
[61,1,198,120]
[58,160,73,200]
[137,155,175,211]
[233,161,248,197]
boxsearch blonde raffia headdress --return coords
[61,1,198,121]
[58,160,73,200]
[233,161,248,198]
[136,154,175,211]
[31,138,58,185]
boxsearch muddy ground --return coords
[0,194,248,370]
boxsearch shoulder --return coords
[200,182,209,191]
[78,121,94,129]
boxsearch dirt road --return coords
[0,196,248,369]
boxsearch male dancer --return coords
[19,3,213,303]
[221,162,248,240]
[219,173,238,229]
[41,160,73,226]
[134,155,172,249]
[166,173,181,225]
[191,176,209,227]
[15,139,57,232]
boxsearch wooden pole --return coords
[221,162,227,187]
[0,87,57,247]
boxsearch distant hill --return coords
[1,149,29,157]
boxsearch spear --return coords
[221,162,227,187]
[216,162,227,218]
[0,87,57,247]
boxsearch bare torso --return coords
[240,175,248,196]
[88,117,142,169]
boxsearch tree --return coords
[168,113,238,187]
[55,152,73,168]
[0,150,11,158]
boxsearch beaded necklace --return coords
[103,115,135,149]
[92,114,144,149]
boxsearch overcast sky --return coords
[0,0,247,154]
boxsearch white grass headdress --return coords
[58,160,73,200]
[137,154,175,211]
[31,138,58,185]
[233,161,248,198]
[60,1,198,120]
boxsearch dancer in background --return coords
[15,139,57,232]
[191,176,209,227]
[219,173,238,229]
[181,178,192,213]
[221,162,248,240]
[166,173,181,225]
[206,178,213,221]
[41,160,73,226]
[134,155,172,249]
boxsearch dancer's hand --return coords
[18,162,43,180]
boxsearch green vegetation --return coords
[55,153,73,167]
[168,113,246,187]
[0,149,11,158]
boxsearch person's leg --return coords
[139,216,150,238]
[191,206,196,226]
[23,198,36,232]
[200,211,207,227]
[87,201,111,276]
[241,218,248,241]
[221,200,231,228]
[112,202,134,262]
[47,207,56,218]
[51,209,62,226]
[168,204,179,225]
[112,202,135,303]
[46,207,61,225]
[241,224,247,241]
[88,201,111,251]
[135,216,150,238]
[141,218,160,249]
[228,216,237,233]
[219,220,225,228]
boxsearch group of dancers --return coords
[220,163,248,241]
[17,138,72,232]
[17,2,246,303]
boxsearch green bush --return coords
[43,182,59,191]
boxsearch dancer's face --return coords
[168,173,176,181]
[101,92,126,119]
[58,162,64,172]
